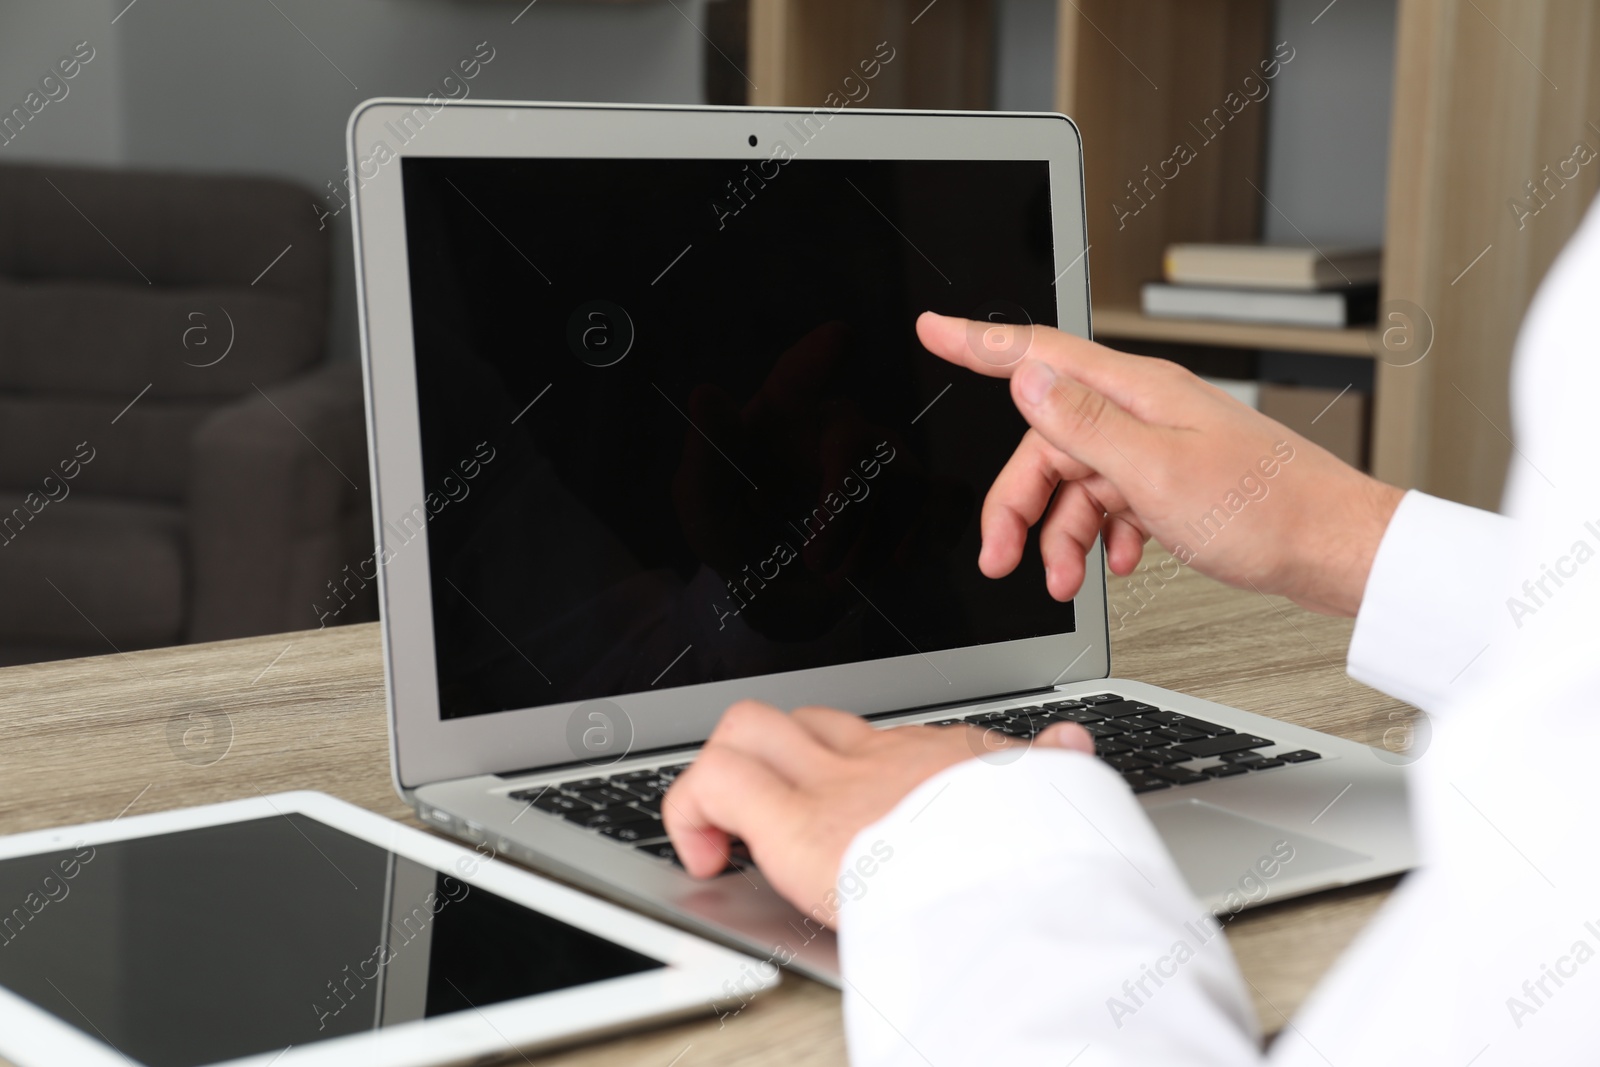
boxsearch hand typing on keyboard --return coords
[661,700,1093,925]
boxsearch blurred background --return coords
[0,0,1594,666]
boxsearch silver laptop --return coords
[347,99,1416,986]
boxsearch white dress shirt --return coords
[838,196,1600,1065]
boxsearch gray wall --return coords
[0,0,711,363]
[992,0,1396,248]
[994,0,1056,113]
[0,0,124,164]
[1261,0,1396,247]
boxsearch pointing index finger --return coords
[916,311,1161,415]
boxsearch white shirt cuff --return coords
[836,752,1261,1066]
[1347,490,1515,709]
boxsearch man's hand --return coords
[662,700,1092,926]
[917,312,1403,616]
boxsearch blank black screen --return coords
[0,816,661,1066]
[401,156,1075,719]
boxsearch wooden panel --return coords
[1057,0,1274,307]
[1375,0,1600,505]
[749,0,993,109]
[1094,305,1379,356]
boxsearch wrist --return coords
[1293,477,1404,617]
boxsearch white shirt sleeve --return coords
[1345,490,1515,710]
[838,751,1263,1067]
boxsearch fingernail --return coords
[1016,360,1055,405]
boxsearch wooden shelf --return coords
[1092,305,1377,357]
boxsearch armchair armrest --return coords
[188,362,373,641]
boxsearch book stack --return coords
[1141,244,1382,328]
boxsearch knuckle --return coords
[1149,356,1190,380]
[1060,385,1110,434]
[696,745,736,775]
[715,699,762,735]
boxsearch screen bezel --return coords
[0,792,775,1067]
[348,99,1109,790]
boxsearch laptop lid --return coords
[348,100,1107,790]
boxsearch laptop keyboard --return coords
[507,693,1320,876]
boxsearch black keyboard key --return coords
[658,763,691,778]
[1143,712,1231,735]
[598,822,667,843]
[1234,757,1286,770]
[1042,707,1106,724]
[559,777,609,792]
[1104,753,1154,771]
[1080,694,1125,705]
[1121,773,1171,794]
[1203,763,1250,778]
[1095,701,1161,718]
[1084,721,1129,738]
[1277,750,1322,763]
[1154,725,1208,743]
[572,787,634,808]
[1140,748,1191,765]
[1041,700,1087,711]
[1148,766,1208,786]
[636,837,751,877]
[616,775,671,794]
[525,792,596,815]
[1175,733,1275,758]
[1094,740,1133,756]
[927,718,963,726]
[621,784,663,803]
[636,841,680,862]
[566,806,659,830]
[1175,716,1233,737]
[964,711,1009,723]
[1120,731,1167,749]
[1116,715,1168,732]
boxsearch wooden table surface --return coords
[0,553,1412,1065]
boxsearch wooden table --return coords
[0,553,1411,1065]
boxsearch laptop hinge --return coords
[859,684,1061,723]
[493,685,1065,780]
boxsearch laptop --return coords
[347,99,1416,986]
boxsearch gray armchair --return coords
[0,161,373,665]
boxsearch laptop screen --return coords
[399,156,1075,720]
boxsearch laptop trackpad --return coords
[1147,800,1372,901]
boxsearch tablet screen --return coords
[0,813,663,1067]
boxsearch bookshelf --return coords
[1092,306,1378,358]
[745,0,1600,510]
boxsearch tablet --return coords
[0,792,778,1067]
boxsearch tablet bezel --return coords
[0,791,777,1067]
[347,99,1110,791]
